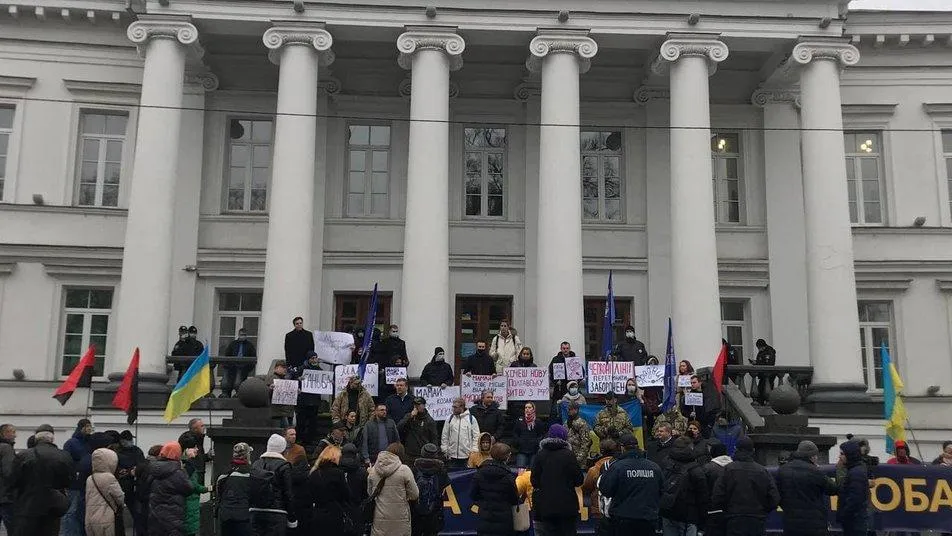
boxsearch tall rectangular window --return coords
[346,124,390,217]
[845,132,884,225]
[226,119,273,212]
[0,106,13,200]
[216,291,262,354]
[61,288,113,376]
[77,112,127,207]
[580,131,623,222]
[711,132,745,223]
[858,301,893,390]
[464,127,506,218]
[943,131,952,217]
[583,298,632,361]
[720,300,748,360]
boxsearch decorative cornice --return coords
[923,103,952,117]
[791,40,860,68]
[651,35,728,76]
[398,77,459,99]
[750,87,801,108]
[526,29,598,74]
[0,263,14,277]
[127,16,203,59]
[63,79,141,105]
[633,85,669,105]
[396,27,465,71]
[262,22,334,67]
[0,75,36,97]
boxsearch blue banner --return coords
[438,464,952,534]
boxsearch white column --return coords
[257,23,334,370]
[397,28,464,373]
[527,30,597,358]
[652,36,727,367]
[793,40,869,399]
[113,17,200,375]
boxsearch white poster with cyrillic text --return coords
[334,364,378,396]
[413,385,462,421]
[461,374,508,410]
[271,379,299,405]
[300,369,334,395]
[504,368,550,401]
[313,331,355,366]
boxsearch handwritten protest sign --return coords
[504,368,549,401]
[461,374,508,409]
[552,363,566,381]
[635,365,665,387]
[611,362,634,394]
[685,392,704,406]
[334,364,378,396]
[587,362,633,394]
[565,357,585,380]
[314,331,355,366]
[678,375,693,388]
[271,379,299,405]
[413,386,462,421]
[300,369,334,395]
[385,367,408,385]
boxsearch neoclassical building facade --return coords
[0,0,951,452]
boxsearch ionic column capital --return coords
[263,22,335,67]
[751,87,801,108]
[791,40,860,67]
[633,85,670,105]
[127,16,203,58]
[651,34,728,76]
[397,27,465,71]
[526,29,598,74]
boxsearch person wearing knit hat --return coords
[547,423,568,441]
[421,346,454,387]
[233,442,252,462]
[249,433,297,531]
[775,440,837,536]
[266,433,287,455]
[532,422,584,535]
[710,435,779,535]
[145,441,195,536]
[159,441,182,461]
[217,442,254,535]
[886,440,922,465]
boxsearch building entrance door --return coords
[455,296,512,378]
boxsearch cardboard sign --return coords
[461,374,508,410]
[504,367,550,401]
[611,361,634,395]
[385,367,408,385]
[587,361,633,394]
[271,378,299,405]
[300,369,334,395]
[565,357,585,380]
[685,392,704,406]
[635,365,665,387]
[413,385,462,421]
[552,363,566,381]
[678,375,693,388]
[334,363,379,396]
[314,331,355,366]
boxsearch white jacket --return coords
[490,333,523,373]
[441,410,481,460]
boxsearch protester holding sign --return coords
[548,342,576,407]
[559,380,587,407]
[267,361,295,428]
[292,351,323,446]
[330,376,375,427]
[420,347,454,387]
[397,397,438,463]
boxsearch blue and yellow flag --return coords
[881,344,907,453]
[559,399,644,451]
[164,345,211,422]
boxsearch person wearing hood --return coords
[420,347,454,387]
[565,401,593,469]
[309,445,351,536]
[612,326,648,366]
[598,433,664,535]
[512,401,546,468]
[114,431,144,535]
[659,437,709,536]
[412,443,451,536]
[462,340,495,376]
[530,424,585,535]
[11,425,73,536]
[469,390,506,442]
[338,444,368,532]
[886,440,921,465]
[368,443,419,536]
[249,434,296,536]
[468,433,494,468]
[560,380,588,407]
[471,442,519,536]
[582,439,618,536]
[63,418,93,536]
[374,325,410,401]
[442,398,481,470]
[332,376,376,427]
[215,443,253,536]
[710,437,780,536]
[932,440,952,466]
[702,441,732,536]
[399,397,439,463]
[548,342,578,404]
[836,440,870,536]
[490,320,523,373]
[711,413,743,457]
[361,404,401,464]
[776,440,838,536]
[146,442,195,536]
[594,392,634,442]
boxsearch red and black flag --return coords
[53,344,96,405]
[112,348,140,425]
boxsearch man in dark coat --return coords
[398,397,439,463]
[530,424,585,535]
[360,404,400,464]
[836,441,870,536]
[11,425,73,536]
[703,441,733,536]
[711,437,780,536]
[373,325,409,401]
[461,341,495,376]
[470,443,519,536]
[612,325,648,365]
[776,441,838,536]
[659,436,709,536]
[115,430,146,535]
[598,433,664,536]
[177,418,208,486]
[469,390,506,441]
[220,328,258,397]
[61,418,92,536]
[548,342,577,404]
[284,317,314,368]
[411,444,451,536]
[384,378,415,426]
[0,424,17,533]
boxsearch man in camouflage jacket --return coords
[566,401,593,468]
[593,392,634,441]
[652,406,688,437]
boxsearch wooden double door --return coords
[455,296,513,375]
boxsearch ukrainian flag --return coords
[881,344,907,453]
[560,398,645,451]
[164,346,211,422]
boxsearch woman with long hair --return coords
[309,445,353,535]
[513,402,547,468]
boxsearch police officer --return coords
[598,433,664,536]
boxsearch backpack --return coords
[414,472,442,515]
[248,460,283,509]
[595,460,613,518]
[659,461,692,511]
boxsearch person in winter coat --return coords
[309,445,351,536]
[471,443,519,536]
[776,441,837,536]
[560,380,588,407]
[653,407,688,438]
[332,376,376,427]
[548,342,577,404]
[468,433,494,469]
[469,390,506,442]
[285,447,312,536]
[598,433,664,536]
[134,445,161,535]
[420,347,454,387]
[932,440,952,466]
[612,326,649,365]
[411,444,451,536]
[512,402,547,468]
[530,425,585,534]
[462,341,496,376]
[284,316,314,368]
[566,401,593,469]
[647,422,675,468]
[659,437,709,536]
[373,326,410,401]
[594,392,634,441]
[368,444,420,536]
[114,431,144,535]
[582,439,618,535]
[836,441,870,536]
[399,397,439,462]
[84,448,125,536]
[710,437,780,536]
[267,362,296,429]
[220,328,258,397]
[686,421,710,465]
[361,404,401,464]
[63,418,93,536]
[145,442,194,536]
[215,443,253,536]
[11,426,74,536]
[886,440,922,464]
[343,411,362,445]
[249,434,297,536]
[490,321,523,373]
[711,414,744,456]
[442,398,481,469]
[702,441,732,536]
[339,444,368,533]
[0,423,15,534]
[291,352,324,446]
[182,448,210,536]
[385,379,415,428]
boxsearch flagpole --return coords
[904,416,924,462]
[85,381,93,418]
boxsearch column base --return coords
[91,371,172,410]
[802,382,878,417]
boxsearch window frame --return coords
[73,108,132,208]
[720,299,749,361]
[942,130,952,221]
[844,130,886,226]
[0,104,13,201]
[580,130,625,223]
[213,289,263,356]
[59,287,114,378]
[582,297,633,361]
[222,117,275,214]
[344,122,392,219]
[857,300,895,392]
[711,131,747,225]
[462,126,508,220]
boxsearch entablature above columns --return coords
[396,27,465,71]
[262,21,335,66]
[525,29,598,74]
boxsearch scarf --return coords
[524,406,536,429]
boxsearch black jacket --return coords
[613,338,648,365]
[250,454,296,521]
[372,336,408,367]
[548,352,576,401]
[530,438,584,521]
[647,438,674,468]
[837,442,870,524]
[292,360,324,407]
[421,358,454,387]
[171,338,205,358]
[284,328,315,368]
[11,442,73,517]
[309,462,351,534]
[145,459,194,536]
[598,448,664,521]
[703,456,732,512]
[223,339,257,359]
[339,451,368,527]
[711,451,780,519]
[215,463,251,522]
[0,438,16,505]
[361,418,400,462]
[288,460,312,529]
[659,441,709,525]
[177,431,207,476]
[384,392,415,426]
[754,345,776,366]
[462,351,495,376]
[776,455,838,532]
[470,402,506,441]
[116,442,145,500]
[471,459,519,535]
[512,418,547,455]
[398,411,439,459]
[412,457,450,529]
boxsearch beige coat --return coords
[367,451,419,536]
[85,448,125,536]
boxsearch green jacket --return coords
[593,406,634,440]
[185,465,205,535]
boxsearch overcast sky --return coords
[850,0,952,10]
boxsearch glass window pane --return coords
[488,128,507,147]
[252,167,268,188]
[946,158,952,180]
[252,120,273,142]
[721,301,744,321]
[942,132,952,153]
[104,164,120,184]
[349,125,369,146]
[488,195,503,216]
[465,195,481,216]
[65,313,84,334]
[64,334,83,357]
[371,193,388,215]
[242,293,263,311]
[371,172,388,194]
[465,153,481,175]
[582,156,597,178]
[465,175,480,195]
[347,193,364,215]
[250,189,267,211]
[0,107,13,129]
[252,145,270,166]
[242,316,260,336]
[603,156,619,178]
[82,114,105,135]
[488,153,504,175]
[580,132,598,151]
[349,171,365,194]
[0,134,8,157]
[230,145,249,167]
[82,139,100,161]
[219,316,237,337]
[372,151,388,172]
[81,162,98,182]
[583,199,598,219]
[867,302,891,322]
[79,184,96,206]
[105,115,127,136]
[848,202,858,223]
[726,326,743,345]
[228,189,244,210]
[862,180,880,202]
[488,175,503,195]
[370,126,390,146]
[725,158,738,179]
[90,315,108,335]
[605,174,620,199]
[582,176,598,199]
[105,140,122,162]
[605,199,621,221]
[66,289,90,308]
[349,151,366,172]
[859,158,879,179]
[864,202,882,223]
[728,201,740,223]
[220,292,241,311]
[604,131,622,152]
